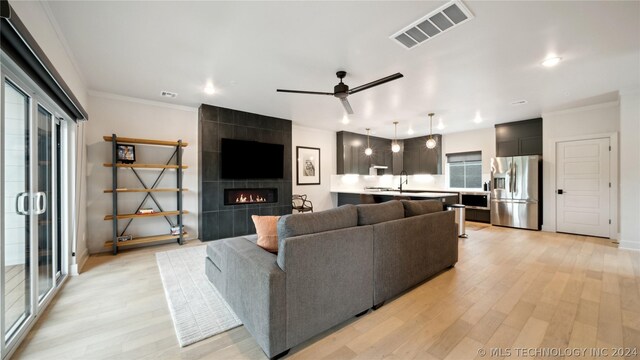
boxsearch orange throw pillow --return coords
[252,215,280,253]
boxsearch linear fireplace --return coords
[224,188,278,205]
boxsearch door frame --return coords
[0,55,72,360]
[546,132,618,240]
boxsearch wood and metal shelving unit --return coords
[104,134,188,254]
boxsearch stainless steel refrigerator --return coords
[490,155,540,230]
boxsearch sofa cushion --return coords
[206,240,225,271]
[401,199,443,217]
[356,200,405,225]
[277,204,357,243]
[252,215,280,253]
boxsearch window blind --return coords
[446,151,481,163]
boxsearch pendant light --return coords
[364,128,373,156]
[391,121,401,153]
[426,113,437,149]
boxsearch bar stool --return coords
[393,195,411,201]
[359,194,376,204]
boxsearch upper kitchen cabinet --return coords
[403,135,442,175]
[337,131,393,175]
[495,118,542,157]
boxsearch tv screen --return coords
[221,138,284,179]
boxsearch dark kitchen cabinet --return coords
[495,118,542,157]
[402,135,442,175]
[465,208,490,223]
[337,131,393,175]
[392,140,404,175]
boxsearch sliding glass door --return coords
[36,105,55,302]
[1,58,66,359]
[2,80,32,344]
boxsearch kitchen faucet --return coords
[399,170,408,192]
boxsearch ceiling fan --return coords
[276,71,403,115]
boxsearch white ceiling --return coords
[45,1,640,138]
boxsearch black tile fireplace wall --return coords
[198,104,293,241]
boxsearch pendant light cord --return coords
[366,128,370,148]
[428,113,434,140]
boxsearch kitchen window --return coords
[447,151,482,188]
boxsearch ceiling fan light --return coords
[392,143,401,153]
[426,138,437,149]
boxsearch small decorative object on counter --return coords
[137,208,155,215]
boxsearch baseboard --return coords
[541,225,555,233]
[70,248,89,276]
[618,240,640,251]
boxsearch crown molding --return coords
[88,90,198,112]
[542,100,620,117]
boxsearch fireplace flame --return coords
[235,194,267,203]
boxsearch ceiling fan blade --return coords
[276,89,334,95]
[340,98,354,115]
[348,73,404,95]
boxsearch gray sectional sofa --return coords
[205,200,457,359]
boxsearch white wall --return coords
[11,1,90,271]
[541,101,620,236]
[292,125,337,211]
[85,93,198,254]
[442,127,495,186]
[619,91,640,250]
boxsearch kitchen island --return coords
[331,189,460,207]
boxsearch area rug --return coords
[156,245,242,347]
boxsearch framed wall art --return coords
[296,146,320,185]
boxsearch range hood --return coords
[369,165,389,176]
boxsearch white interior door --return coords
[556,138,610,237]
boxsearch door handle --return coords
[16,192,30,215]
[557,189,564,195]
[33,192,47,215]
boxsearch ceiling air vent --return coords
[390,0,474,50]
[161,91,178,98]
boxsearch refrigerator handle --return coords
[509,162,514,193]
[513,162,517,193]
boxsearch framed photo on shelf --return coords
[117,144,136,163]
[296,146,320,185]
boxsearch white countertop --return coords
[330,189,459,198]
[331,188,490,195]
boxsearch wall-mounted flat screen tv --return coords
[220,138,284,179]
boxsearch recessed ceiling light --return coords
[341,115,350,124]
[204,84,215,95]
[407,128,415,135]
[542,56,562,67]
[473,113,482,123]
[437,118,445,130]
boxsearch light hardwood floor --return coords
[12,223,640,360]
